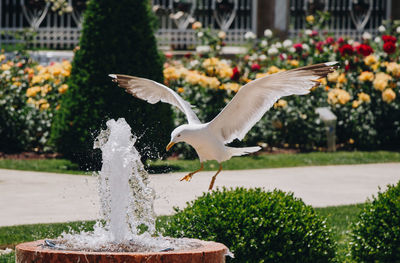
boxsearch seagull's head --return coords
[166,125,190,151]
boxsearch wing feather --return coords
[207,62,338,143]
[109,74,201,124]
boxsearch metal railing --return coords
[0,0,257,49]
[289,0,392,39]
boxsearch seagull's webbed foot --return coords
[180,163,204,182]
[208,163,222,191]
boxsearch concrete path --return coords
[1,163,400,227]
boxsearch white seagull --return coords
[109,62,337,190]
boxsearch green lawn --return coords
[1,151,398,175]
[147,151,400,173]
[0,203,364,262]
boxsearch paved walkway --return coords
[1,163,400,227]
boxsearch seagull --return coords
[109,62,337,190]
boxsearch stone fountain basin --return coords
[16,239,228,263]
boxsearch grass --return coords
[147,151,400,173]
[0,159,86,175]
[0,203,365,262]
[315,203,366,262]
[0,151,399,175]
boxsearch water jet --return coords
[15,119,228,262]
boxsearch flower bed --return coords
[164,19,400,158]
[0,52,71,152]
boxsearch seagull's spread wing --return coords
[109,74,201,124]
[208,62,338,143]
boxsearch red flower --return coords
[383,42,396,54]
[293,43,303,52]
[345,64,351,71]
[316,41,324,52]
[165,52,173,59]
[251,63,261,71]
[337,37,344,44]
[311,30,318,37]
[356,44,373,56]
[325,37,334,44]
[231,67,240,81]
[382,35,397,43]
[339,44,354,56]
[184,52,191,58]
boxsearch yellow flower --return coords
[26,86,41,97]
[306,15,315,24]
[13,81,22,87]
[26,97,35,105]
[274,99,288,108]
[256,73,268,79]
[327,88,351,105]
[163,66,179,81]
[268,66,281,74]
[41,85,52,96]
[208,77,220,89]
[31,75,43,85]
[52,66,62,76]
[382,88,396,103]
[40,102,50,110]
[0,54,5,61]
[364,55,377,66]
[352,100,359,108]
[289,60,299,67]
[348,138,355,144]
[338,73,347,84]
[177,87,184,93]
[218,66,233,79]
[316,78,327,86]
[1,63,11,71]
[58,84,68,94]
[358,71,374,82]
[223,83,241,92]
[327,71,339,82]
[56,104,60,110]
[373,72,391,91]
[386,62,400,77]
[357,92,371,103]
[185,71,201,85]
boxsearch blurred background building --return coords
[0,0,397,50]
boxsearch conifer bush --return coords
[51,0,172,169]
[351,181,400,262]
[162,187,336,263]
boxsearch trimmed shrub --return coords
[51,0,172,169]
[351,181,400,262]
[161,187,336,263]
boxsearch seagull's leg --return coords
[180,163,204,182]
[208,163,222,191]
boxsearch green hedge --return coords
[162,187,336,263]
[51,0,172,169]
[351,181,400,262]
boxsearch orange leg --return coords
[180,163,204,182]
[208,163,223,191]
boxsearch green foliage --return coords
[161,187,336,263]
[51,0,172,169]
[0,53,68,152]
[350,181,400,262]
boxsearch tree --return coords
[51,0,172,169]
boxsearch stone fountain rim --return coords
[16,239,228,256]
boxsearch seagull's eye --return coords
[177,134,181,138]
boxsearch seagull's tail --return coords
[228,146,261,157]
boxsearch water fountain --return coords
[15,119,228,262]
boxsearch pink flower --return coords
[293,43,303,52]
[251,63,261,71]
[325,37,334,44]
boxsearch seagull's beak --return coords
[166,141,175,151]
